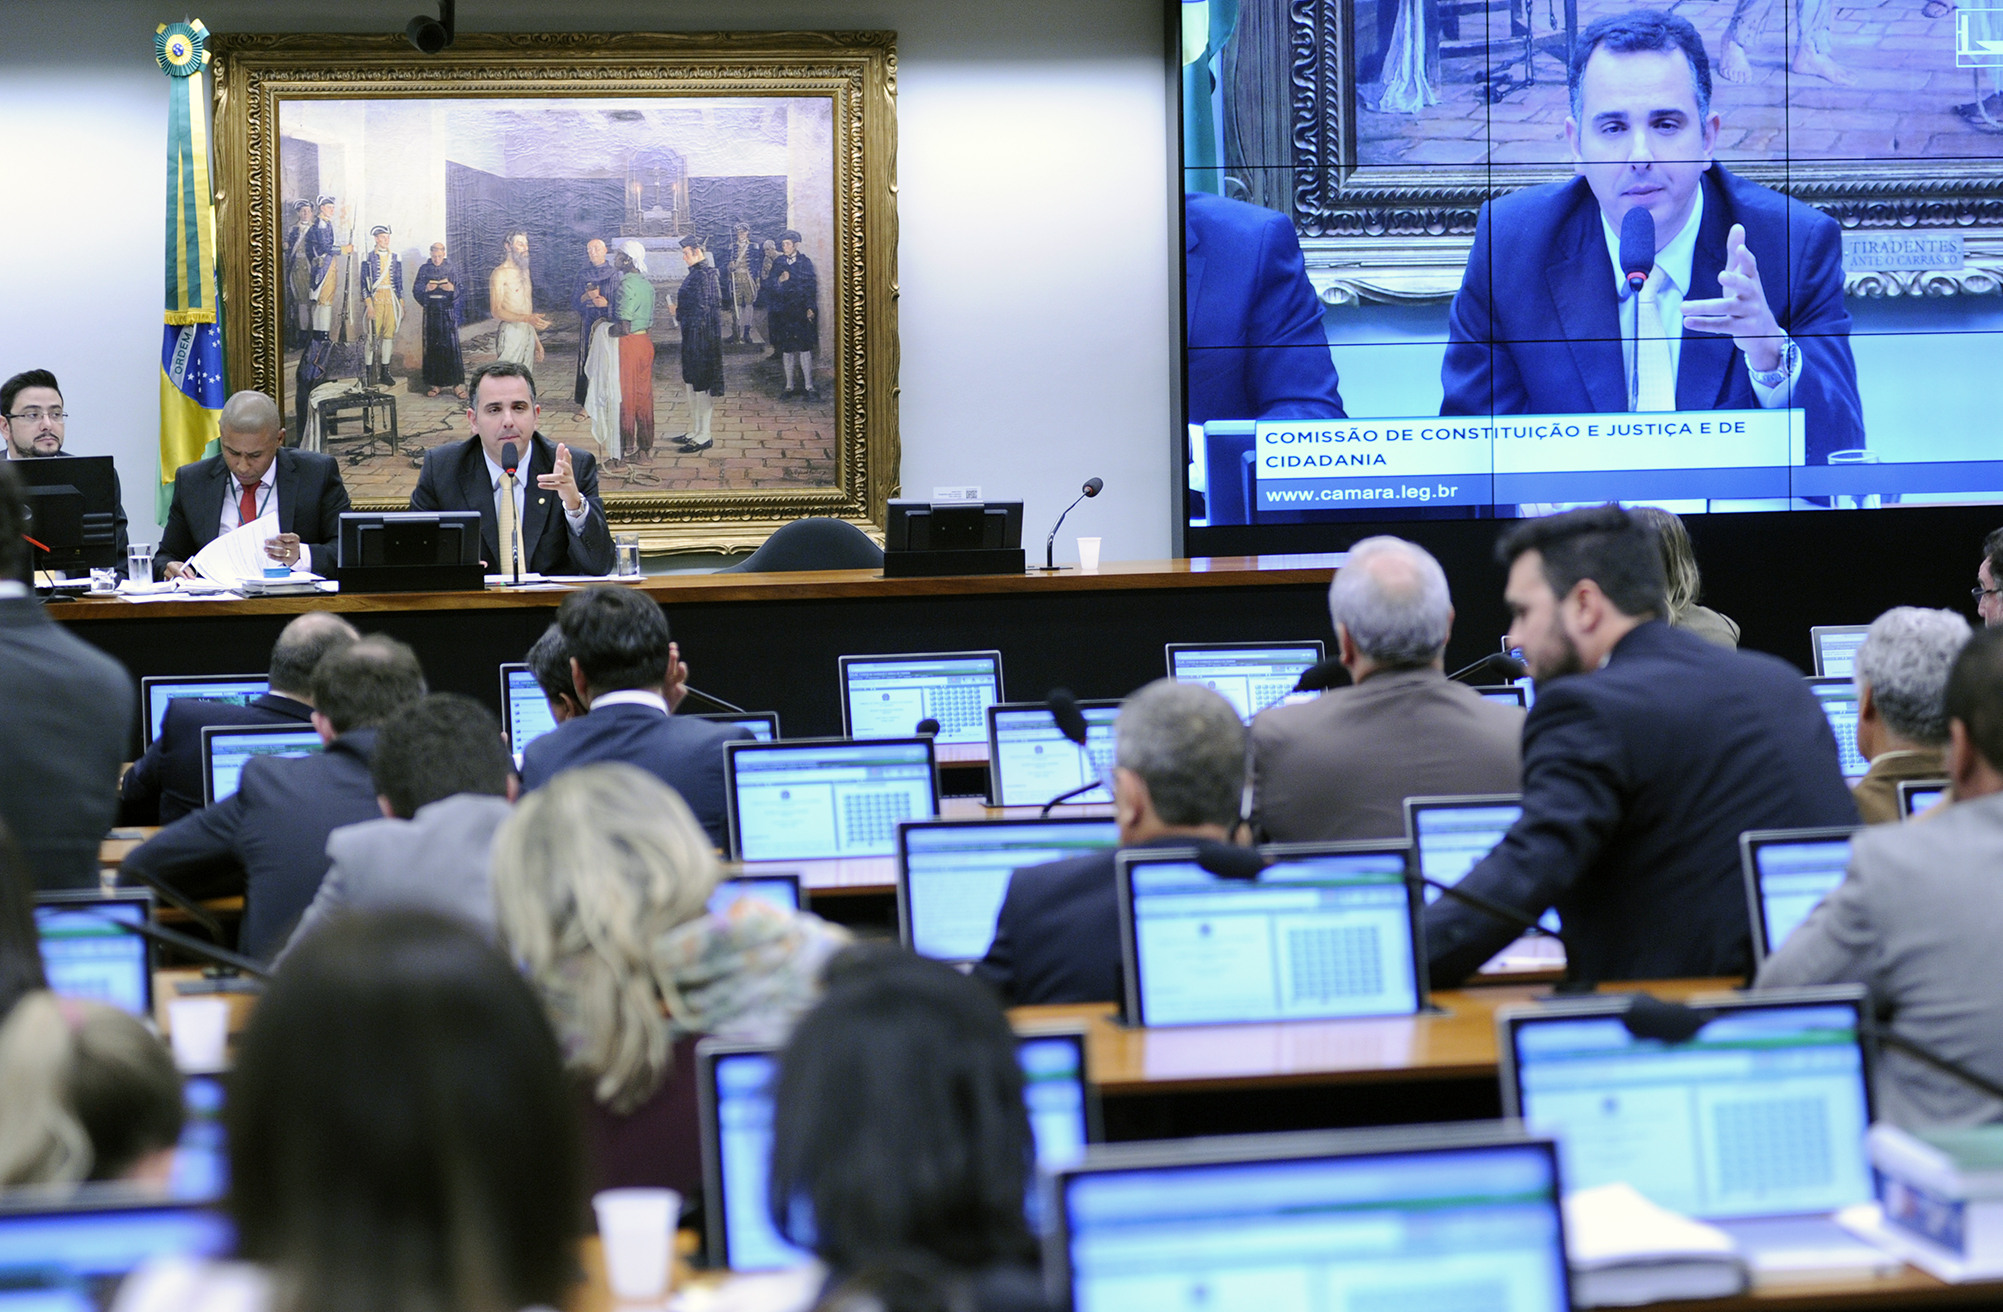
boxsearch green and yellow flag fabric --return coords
[155,20,226,519]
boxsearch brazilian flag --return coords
[156,20,226,520]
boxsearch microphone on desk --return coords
[116,865,226,942]
[1447,652,1526,684]
[1039,688,1104,815]
[1293,660,1350,694]
[915,717,940,737]
[85,906,271,983]
[1041,477,1104,572]
[1407,868,1591,993]
[500,440,522,586]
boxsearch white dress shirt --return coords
[218,464,278,533]
[482,449,591,562]
[1596,187,1798,408]
[590,689,671,716]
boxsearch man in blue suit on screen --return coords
[1439,9,1863,467]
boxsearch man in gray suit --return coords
[1249,536,1524,842]
[281,692,515,958]
[1759,628,2003,1127]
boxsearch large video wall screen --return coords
[1180,0,2003,542]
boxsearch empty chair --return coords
[721,518,884,573]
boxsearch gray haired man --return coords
[1851,607,1970,824]
[1249,535,1523,841]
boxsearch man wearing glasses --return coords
[1977,528,2003,629]
[0,368,129,556]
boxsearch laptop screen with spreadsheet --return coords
[692,712,779,741]
[898,817,1121,963]
[1741,827,1856,962]
[201,725,324,806]
[1500,991,1873,1221]
[840,651,1003,746]
[140,674,270,749]
[0,1200,233,1312]
[1806,678,1868,781]
[724,738,937,861]
[1117,843,1423,1027]
[1406,795,1559,936]
[986,700,1121,806]
[1164,642,1325,722]
[500,663,558,758]
[1899,781,1947,818]
[34,893,152,1018]
[1810,626,1870,679]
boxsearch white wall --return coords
[0,0,1174,563]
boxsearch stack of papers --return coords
[187,519,319,586]
[1847,1121,2003,1281]
[1564,1183,1749,1306]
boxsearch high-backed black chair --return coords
[718,517,884,573]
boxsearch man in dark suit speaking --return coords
[1424,506,1857,988]
[159,390,351,578]
[1439,10,1863,466]
[410,360,616,577]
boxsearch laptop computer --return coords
[1043,1124,1572,1312]
[724,737,938,861]
[499,662,558,763]
[1497,987,1880,1275]
[1473,683,1529,708]
[708,873,804,916]
[1116,841,1423,1028]
[0,1196,234,1311]
[139,674,270,749]
[34,891,154,1018]
[1897,779,1948,818]
[1805,678,1869,782]
[985,699,1120,807]
[697,1027,1098,1270]
[838,651,1003,749]
[1404,794,1561,967]
[692,711,780,741]
[896,816,1121,964]
[200,723,324,806]
[1810,625,1871,679]
[1741,826,1858,964]
[1163,641,1325,722]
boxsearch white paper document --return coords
[186,519,317,585]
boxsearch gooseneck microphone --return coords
[499,440,523,585]
[915,717,941,737]
[1447,652,1527,684]
[1408,868,1590,993]
[1039,689,1104,815]
[1292,660,1350,694]
[1042,477,1104,571]
[87,906,272,983]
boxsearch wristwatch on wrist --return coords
[1748,338,1797,389]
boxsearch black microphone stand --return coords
[1409,869,1592,993]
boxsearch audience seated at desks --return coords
[519,586,750,849]
[122,613,357,826]
[122,637,428,960]
[1759,628,2003,1128]
[976,678,1243,1007]
[111,911,581,1312]
[0,991,183,1193]
[1249,535,1522,842]
[490,763,848,1197]
[711,948,1051,1312]
[279,693,515,960]
[1847,607,1968,824]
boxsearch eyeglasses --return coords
[1974,586,2001,603]
[4,409,64,424]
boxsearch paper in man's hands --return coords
[185,519,320,584]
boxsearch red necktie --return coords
[239,483,259,525]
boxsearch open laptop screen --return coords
[840,652,1002,746]
[725,738,937,861]
[986,700,1120,807]
[1164,642,1324,722]
[1810,625,1870,679]
[0,1201,233,1312]
[500,662,558,759]
[1500,992,1872,1221]
[202,725,324,806]
[1898,780,1948,818]
[898,817,1120,963]
[708,874,802,916]
[1049,1132,1570,1312]
[1806,678,1868,782]
[34,893,152,1017]
[1742,828,1855,962]
[692,712,779,742]
[140,674,270,749]
[1118,844,1421,1027]
[1406,795,1560,938]
[702,1031,1094,1271]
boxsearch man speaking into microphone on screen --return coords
[1439,9,1862,469]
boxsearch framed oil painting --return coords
[208,31,898,553]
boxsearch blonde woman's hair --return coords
[1630,505,1702,620]
[0,991,183,1188]
[490,763,723,1113]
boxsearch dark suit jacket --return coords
[158,448,352,575]
[120,692,314,825]
[519,702,750,848]
[0,596,132,890]
[974,837,1191,1007]
[120,729,380,959]
[1424,622,1859,988]
[1440,166,1863,466]
[1185,191,1346,428]
[1251,667,1524,842]
[409,433,615,576]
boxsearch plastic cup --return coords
[1077,536,1102,574]
[614,533,642,578]
[593,1187,679,1301]
[126,542,156,586]
[167,996,230,1073]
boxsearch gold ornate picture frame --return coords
[209,31,898,554]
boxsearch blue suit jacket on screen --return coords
[1423,622,1859,988]
[519,702,751,849]
[1439,166,1863,466]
